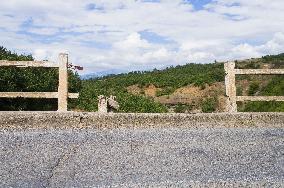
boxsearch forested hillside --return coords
[0,47,81,111]
[78,54,284,113]
[78,63,224,112]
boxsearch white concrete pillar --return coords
[224,62,237,113]
[58,53,68,112]
[98,95,108,113]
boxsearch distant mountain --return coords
[80,70,124,80]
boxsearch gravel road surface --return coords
[1,127,283,187]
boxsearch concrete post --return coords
[58,53,68,112]
[98,95,108,113]
[224,62,237,113]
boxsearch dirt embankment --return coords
[127,82,227,112]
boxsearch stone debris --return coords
[98,95,119,113]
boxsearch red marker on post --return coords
[67,63,83,71]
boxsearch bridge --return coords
[1,58,284,187]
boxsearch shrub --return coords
[248,82,260,95]
[236,86,243,96]
[174,104,193,113]
[201,97,217,113]
[156,87,175,97]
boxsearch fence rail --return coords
[224,62,284,112]
[234,69,284,75]
[0,61,59,67]
[0,53,79,111]
[0,92,79,99]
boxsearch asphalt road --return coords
[1,127,283,187]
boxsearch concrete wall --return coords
[1,112,283,130]
[0,112,284,187]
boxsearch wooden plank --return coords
[58,53,68,111]
[0,92,79,99]
[0,60,59,67]
[235,69,284,75]
[237,96,284,102]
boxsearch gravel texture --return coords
[0,112,284,187]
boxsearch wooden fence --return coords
[0,53,79,111]
[224,62,284,112]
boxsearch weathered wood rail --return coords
[225,62,284,112]
[0,53,79,111]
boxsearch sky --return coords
[1,0,284,75]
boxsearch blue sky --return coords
[1,0,284,74]
[184,0,213,10]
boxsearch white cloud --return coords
[231,43,260,58]
[258,32,284,54]
[28,27,59,36]
[33,49,48,60]
[0,0,284,74]
[113,32,151,50]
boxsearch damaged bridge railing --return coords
[0,53,79,111]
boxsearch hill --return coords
[78,54,284,113]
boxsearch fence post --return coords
[58,53,68,111]
[224,62,237,113]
